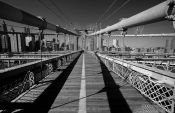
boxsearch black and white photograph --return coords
[0,0,175,113]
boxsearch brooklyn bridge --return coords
[0,0,175,113]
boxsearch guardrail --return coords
[107,53,175,59]
[0,58,43,69]
[0,50,83,102]
[0,53,60,58]
[0,52,73,69]
[131,61,175,73]
[97,53,175,113]
[108,55,175,72]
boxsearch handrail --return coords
[0,54,60,57]
[107,53,175,56]
[122,58,175,61]
[97,53,175,86]
[105,33,175,37]
[97,53,175,113]
[0,50,82,78]
[0,50,82,103]
[0,58,43,60]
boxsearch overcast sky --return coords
[0,0,175,48]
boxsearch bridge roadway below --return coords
[4,52,166,113]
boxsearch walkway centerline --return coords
[78,53,86,113]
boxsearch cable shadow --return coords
[51,87,106,109]
[96,55,132,113]
[37,80,54,84]
[66,77,82,81]
[0,101,32,113]
[1,53,82,113]
[57,68,66,71]
[27,80,54,90]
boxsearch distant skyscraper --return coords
[113,39,119,47]
[1,21,11,52]
[9,27,18,52]
[116,39,119,47]
[90,38,94,51]
[103,39,107,46]
[170,37,175,51]
[165,37,175,53]
[165,39,168,49]
[1,35,8,51]
[0,25,2,52]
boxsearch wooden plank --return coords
[85,53,110,113]
[48,54,83,113]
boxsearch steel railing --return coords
[97,53,175,113]
[0,50,83,102]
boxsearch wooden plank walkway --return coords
[2,52,166,113]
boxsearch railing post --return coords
[167,61,170,71]
[8,60,10,68]
[107,32,111,54]
[172,80,175,113]
[64,34,67,52]
[113,61,115,72]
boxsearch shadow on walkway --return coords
[96,55,132,113]
[0,53,82,113]
[51,87,105,110]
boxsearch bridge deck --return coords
[7,53,165,113]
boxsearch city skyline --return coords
[0,0,175,48]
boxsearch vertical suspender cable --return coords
[39,30,43,76]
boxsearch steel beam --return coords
[89,0,175,36]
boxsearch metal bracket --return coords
[39,17,47,30]
[166,0,175,21]
[107,31,111,36]
[167,0,175,6]
[165,14,175,21]
[121,28,128,36]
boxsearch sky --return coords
[0,0,175,48]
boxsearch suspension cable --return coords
[49,0,71,24]
[103,0,131,22]
[37,0,64,24]
[97,0,118,23]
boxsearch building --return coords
[0,22,11,53]
[170,37,175,52]
[165,37,175,53]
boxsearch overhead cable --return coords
[38,0,65,24]
[103,0,131,22]
[50,0,70,23]
[97,0,118,23]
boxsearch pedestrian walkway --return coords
[3,52,166,113]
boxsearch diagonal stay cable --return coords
[97,0,118,23]
[49,0,71,24]
[103,0,131,22]
[37,0,66,24]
